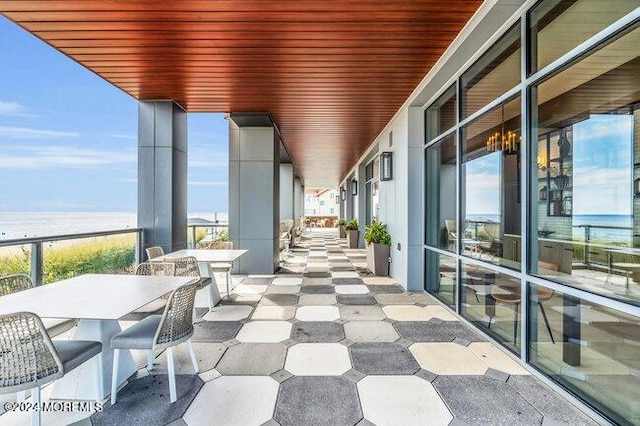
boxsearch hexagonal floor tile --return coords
[340,305,386,321]
[432,375,543,425]
[409,342,488,375]
[232,284,268,295]
[202,305,253,321]
[335,285,369,295]
[393,321,456,342]
[349,343,420,375]
[362,277,399,285]
[332,271,360,278]
[375,294,416,305]
[333,278,365,285]
[344,321,399,342]
[260,294,299,306]
[382,306,432,321]
[183,376,279,426]
[285,343,351,375]
[153,342,226,375]
[251,306,296,320]
[236,321,292,343]
[274,376,363,426]
[298,294,338,306]
[215,343,287,375]
[92,375,203,426]
[300,285,335,294]
[296,306,341,321]
[358,376,453,426]
[272,277,303,286]
[468,342,529,375]
[337,294,377,305]
[424,305,459,321]
[291,321,345,343]
[192,321,243,342]
[266,285,301,294]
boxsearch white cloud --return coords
[0,145,136,169]
[573,166,631,215]
[0,125,78,139]
[188,146,228,168]
[0,101,31,117]
[104,133,137,140]
[188,180,227,187]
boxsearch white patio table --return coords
[152,249,248,308]
[0,273,193,400]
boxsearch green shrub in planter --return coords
[345,219,359,248]
[337,218,347,238]
[364,221,391,276]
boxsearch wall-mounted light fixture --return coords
[340,187,346,201]
[381,152,393,181]
[351,179,358,196]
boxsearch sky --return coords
[0,17,228,214]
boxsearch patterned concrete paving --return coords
[0,230,600,426]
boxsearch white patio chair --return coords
[110,280,200,405]
[0,312,102,426]
[206,241,234,298]
[0,274,76,337]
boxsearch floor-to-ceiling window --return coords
[365,156,380,225]
[423,1,639,423]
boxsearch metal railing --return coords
[186,224,228,249]
[0,228,143,286]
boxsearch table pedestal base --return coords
[51,319,137,401]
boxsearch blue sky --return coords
[0,17,228,214]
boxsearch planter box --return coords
[346,229,359,249]
[339,226,346,238]
[367,243,390,276]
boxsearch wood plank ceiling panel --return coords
[0,0,482,187]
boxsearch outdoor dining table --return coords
[0,273,193,400]
[152,249,247,309]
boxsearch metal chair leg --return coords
[167,347,177,403]
[30,386,41,426]
[538,302,555,344]
[110,349,120,405]
[186,339,199,373]
[147,350,154,371]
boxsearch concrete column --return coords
[339,186,346,219]
[229,115,280,274]
[294,177,303,219]
[345,181,354,222]
[138,101,187,256]
[407,106,425,290]
[280,164,294,221]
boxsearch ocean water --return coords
[0,212,228,240]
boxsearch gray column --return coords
[355,165,367,248]
[407,106,425,290]
[280,164,294,221]
[294,177,303,219]
[229,116,280,274]
[138,101,188,256]
[345,182,354,222]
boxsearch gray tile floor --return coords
[0,230,600,425]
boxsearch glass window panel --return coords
[425,133,457,252]
[529,0,638,74]
[462,96,522,270]
[425,249,457,308]
[426,85,457,142]
[461,262,521,354]
[372,157,380,180]
[530,25,640,306]
[529,283,640,425]
[461,23,521,119]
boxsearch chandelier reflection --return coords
[486,129,521,155]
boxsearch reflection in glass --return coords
[529,0,637,74]
[529,283,640,425]
[425,133,456,252]
[461,262,521,354]
[530,25,640,306]
[462,96,522,269]
[461,23,521,119]
[425,249,456,308]
[426,85,457,142]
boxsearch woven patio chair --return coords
[207,241,234,298]
[0,274,76,337]
[110,281,200,404]
[166,256,213,312]
[145,246,165,260]
[126,262,177,321]
[0,312,102,426]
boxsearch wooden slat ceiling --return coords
[0,0,483,187]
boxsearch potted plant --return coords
[337,218,346,238]
[364,221,391,276]
[345,219,359,249]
